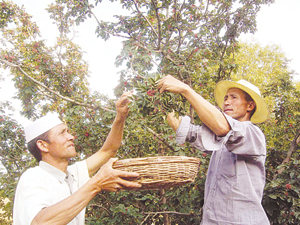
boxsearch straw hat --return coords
[214,79,268,123]
[25,113,64,143]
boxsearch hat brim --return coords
[214,81,269,124]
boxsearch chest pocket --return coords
[219,150,237,179]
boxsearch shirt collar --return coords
[39,161,75,184]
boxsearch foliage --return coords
[1,0,299,225]
[0,0,95,119]
[262,78,300,224]
[0,0,118,221]
[0,102,29,224]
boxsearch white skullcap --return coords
[25,113,64,143]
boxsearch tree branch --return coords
[0,58,116,113]
[89,204,110,214]
[143,211,192,216]
[276,133,300,175]
[146,126,175,151]
[87,5,131,40]
[133,0,159,39]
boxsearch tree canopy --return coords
[0,0,299,224]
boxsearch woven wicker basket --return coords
[112,156,200,190]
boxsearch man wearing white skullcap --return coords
[13,91,141,225]
[157,75,270,225]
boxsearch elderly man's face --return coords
[222,88,254,122]
[46,123,76,160]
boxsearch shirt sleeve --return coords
[176,114,266,156]
[13,169,52,225]
[176,115,221,151]
[224,114,266,156]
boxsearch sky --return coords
[240,0,300,80]
[0,0,300,128]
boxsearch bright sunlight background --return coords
[0,0,299,128]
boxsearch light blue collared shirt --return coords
[176,114,270,225]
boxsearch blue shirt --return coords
[176,114,270,225]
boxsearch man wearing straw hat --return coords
[13,91,141,225]
[157,75,270,225]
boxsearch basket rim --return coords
[113,156,200,168]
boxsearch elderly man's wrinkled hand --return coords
[92,158,141,192]
[167,111,182,131]
[157,75,188,94]
[115,91,133,118]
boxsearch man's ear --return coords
[36,140,49,153]
[247,101,256,112]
